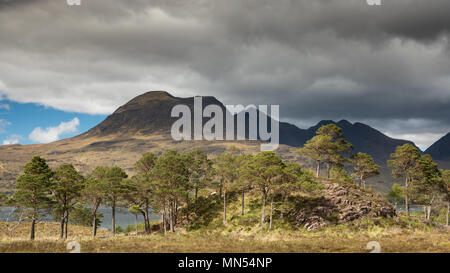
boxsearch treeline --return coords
[1,124,449,241]
[0,148,322,240]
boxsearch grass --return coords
[0,218,448,253]
[1,185,448,253]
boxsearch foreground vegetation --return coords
[0,214,448,253]
[0,124,448,253]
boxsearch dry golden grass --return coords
[0,221,448,253]
[0,221,110,242]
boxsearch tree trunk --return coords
[64,211,69,239]
[194,188,198,216]
[326,163,331,179]
[269,196,274,230]
[141,211,149,234]
[223,188,227,224]
[219,178,223,200]
[92,214,97,237]
[143,211,149,234]
[186,194,190,223]
[241,189,245,216]
[92,207,98,237]
[30,218,36,240]
[169,207,173,232]
[135,214,139,236]
[316,161,321,178]
[423,206,427,219]
[170,203,175,232]
[405,176,410,217]
[174,200,178,226]
[163,204,167,236]
[280,194,287,220]
[446,202,449,227]
[112,198,116,236]
[427,206,432,220]
[60,212,65,239]
[260,190,267,236]
[145,207,150,234]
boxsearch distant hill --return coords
[81,91,415,165]
[425,132,450,161]
[302,120,418,165]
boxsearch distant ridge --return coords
[80,91,416,165]
[425,132,450,161]
[303,120,418,165]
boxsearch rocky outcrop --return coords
[288,181,396,231]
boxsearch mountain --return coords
[81,91,414,164]
[302,120,417,165]
[0,91,420,194]
[82,91,226,138]
[425,132,450,161]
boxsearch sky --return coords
[1,0,450,150]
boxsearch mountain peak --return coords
[114,91,176,114]
[337,119,353,127]
[84,91,225,138]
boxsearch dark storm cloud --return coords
[0,0,39,9]
[0,0,450,148]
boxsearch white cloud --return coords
[2,134,22,145]
[0,119,11,134]
[0,104,10,110]
[383,132,444,151]
[28,118,80,144]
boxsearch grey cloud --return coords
[0,0,449,148]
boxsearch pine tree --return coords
[387,144,420,217]
[215,146,242,224]
[83,166,108,237]
[241,151,284,236]
[235,154,254,216]
[409,155,442,220]
[298,124,352,178]
[298,135,329,178]
[13,156,54,240]
[125,152,158,234]
[52,164,85,239]
[186,150,213,218]
[153,151,190,232]
[104,166,128,236]
[351,152,380,188]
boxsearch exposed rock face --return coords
[288,181,397,231]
